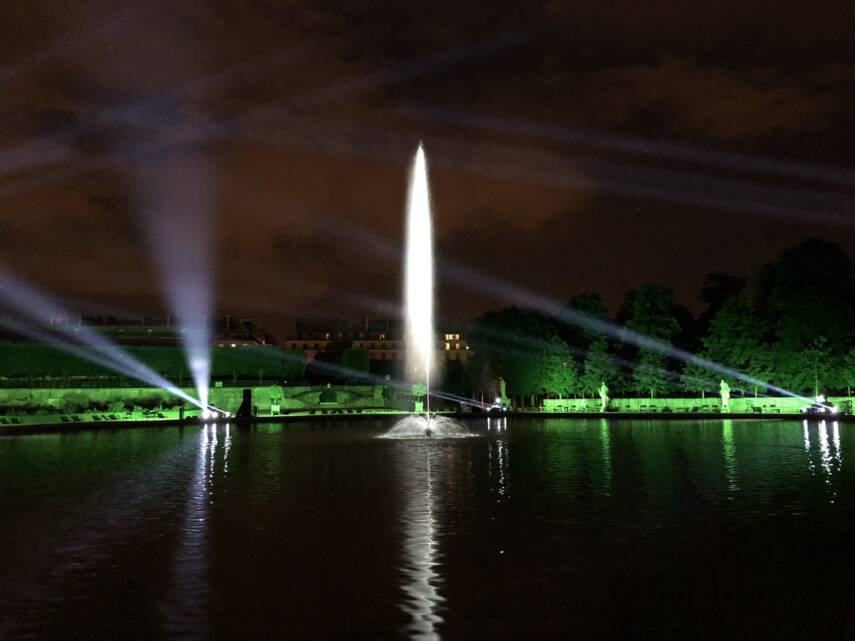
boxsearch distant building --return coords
[212,316,276,348]
[71,315,182,347]
[35,315,276,348]
[281,317,471,363]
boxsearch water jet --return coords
[385,144,470,439]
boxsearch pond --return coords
[0,417,851,640]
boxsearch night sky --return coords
[2,1,855,337]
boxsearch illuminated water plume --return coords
[405,143,435,411]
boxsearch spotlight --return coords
[201,405,228,421]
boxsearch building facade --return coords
[281,318,471,364]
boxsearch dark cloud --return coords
[582,57,842,141]
[1,0,854,338]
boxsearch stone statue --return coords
[497,376,509,405]
[719,379,731,411]
[319,383,337,404]
[598,381,609,412]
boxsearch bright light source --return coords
[0,269,204,410]
[404,144,434,412]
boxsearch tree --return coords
[842,348,855,396]
[753,238,855,353]
[680,359,717,398]
[467,306,566,397]
[580,340,619,397]
[621,285,680,396]
[702,296,766,394]
[620,285,681,341]
[697,272,747,332]
[564,292,610,351]
[701,272,747,309]
[769,336,846,396]
[633,350,671,398]
[540,336,578,397]
[746,345,775,396]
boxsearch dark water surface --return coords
[1,418,853,640]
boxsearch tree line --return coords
[466,238,855,399]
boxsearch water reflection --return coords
[832,421,842,462]
[600,419,612,488]
[722,420,738,493]
[4,418,855,640]
[162,425,216,637]
[223,422,232,475]
[802,420,844,504]
[397,443,446,641]
[818,420,832,477]
[488,435,510,502]
[486,416,508,432]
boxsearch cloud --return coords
[586,57,837,140]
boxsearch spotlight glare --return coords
[0,266,205,410]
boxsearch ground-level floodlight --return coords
[201,405,230,422]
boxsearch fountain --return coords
[383,144,470,439]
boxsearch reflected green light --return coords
[722,419,737,492]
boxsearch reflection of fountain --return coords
[398,444,444,641]
[387,144,468,439]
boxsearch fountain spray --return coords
[404,143,435,426]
